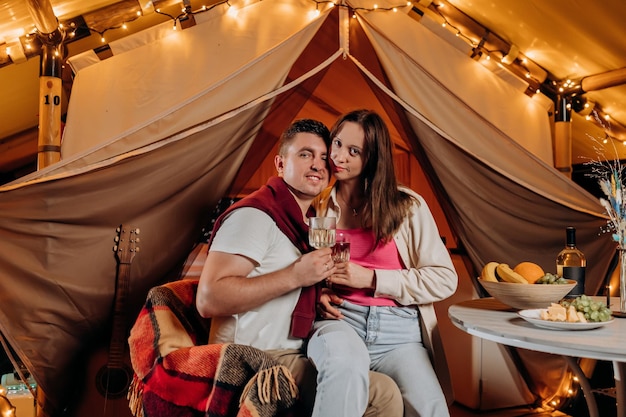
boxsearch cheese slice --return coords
[545,303,566,321]
[566,305,579,322]
[540,303,588,323]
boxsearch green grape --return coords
[535,273,570,285]
[559,295,613,322]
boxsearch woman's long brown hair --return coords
[330,109,415,248]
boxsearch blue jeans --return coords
[307,301,449,417]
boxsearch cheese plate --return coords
[517,309,615,330]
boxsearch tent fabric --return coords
[360,10,555,165]
[57,0,329,171]
[354,10,615,283]
[0,0,617,415]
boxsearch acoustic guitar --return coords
[69,225,139,417]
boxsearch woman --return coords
[306,109,458,417]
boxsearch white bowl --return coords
[478,279,576,310]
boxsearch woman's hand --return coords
[327,261,375,290]
[317,287,344,319]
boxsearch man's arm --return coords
[196,248,335,318]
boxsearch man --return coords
[196,119,402,416]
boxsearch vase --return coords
[618,248,626,313]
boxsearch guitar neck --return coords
[108,262,132,368]
[109,226,139,369]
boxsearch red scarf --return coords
[209,176,318,339]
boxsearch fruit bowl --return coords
[478,279,576,310]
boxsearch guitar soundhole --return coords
[95,365,133,399]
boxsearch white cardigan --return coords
[315,185,458,403]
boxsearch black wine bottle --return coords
[556,226,586,297]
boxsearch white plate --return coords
[517,309,615,330]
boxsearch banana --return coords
[495,263,529,284]
[480,262,499,282]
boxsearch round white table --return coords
[448,297,625,417]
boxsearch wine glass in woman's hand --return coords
[332,232,350,263]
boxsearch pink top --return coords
[334,228,404,306]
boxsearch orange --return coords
[513,262,545,284]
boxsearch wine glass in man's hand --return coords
[308,217,336,249]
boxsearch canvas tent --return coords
[0,0,618,415]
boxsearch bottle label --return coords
[562,266,585,297]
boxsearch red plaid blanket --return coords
[127,279,298,417]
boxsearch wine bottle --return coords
[556,226,586,297]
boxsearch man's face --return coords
[275,132,329,203]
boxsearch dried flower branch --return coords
[584,135,626,246]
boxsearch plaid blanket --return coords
[127,279,298,417]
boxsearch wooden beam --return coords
[82,0,144,33]
[26,0,59,34]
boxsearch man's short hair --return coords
[278,119,331,156]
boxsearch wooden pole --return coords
[26,0,64,169]
[554,96,572,178]
[37,42,63,169]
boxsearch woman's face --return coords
[330,121,365,182]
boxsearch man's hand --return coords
[292,248,336,287]
[317,287,344,319]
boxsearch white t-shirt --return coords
[208,207,304,350]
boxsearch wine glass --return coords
[332,232,350,263]
[308,217,336,249]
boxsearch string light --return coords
[312,0,413,14]
[415,0,625,142]
[581,108,624,147]
[10,0,415,58]
[10,0,622,142]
